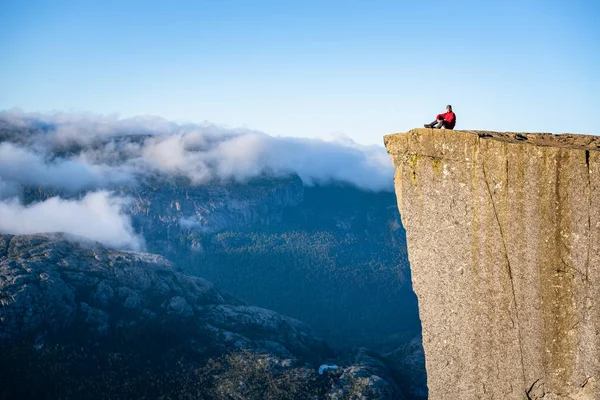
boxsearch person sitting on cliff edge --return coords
[424,105,456,129]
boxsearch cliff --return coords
[384,129,600,400]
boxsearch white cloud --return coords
[0,142,133,193]
[265,135,393,191]
[0,110,394,191]
[0,109,181,147]
[0,110,396,249]
[0,191,144,250]
[137,130,393,190]
[0,177,20,199]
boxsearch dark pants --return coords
[428,119,453,129]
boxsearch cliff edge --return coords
[384,129,600,399]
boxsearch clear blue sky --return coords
[1,0,599,144]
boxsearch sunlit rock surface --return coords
[385,129,600,400]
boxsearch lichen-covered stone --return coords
[385,129,600,400]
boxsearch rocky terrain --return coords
[0,116,426,399]
[385,128,599,400]
[0,233,403,399]
[20,179,426,398]
[132,182,417,346]
[23,176,419,353]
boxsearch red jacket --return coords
[436,111,456,129]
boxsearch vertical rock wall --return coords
[385,129,600,399]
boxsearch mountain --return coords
[130,179,419,349]
[0,116,426,398]
[20,178,427,399]
[0,233,403,399]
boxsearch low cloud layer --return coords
[0,109,393,191]
[0,109,394,249]
[139,129,392,190]
[0,142,133,193]
[0,191,144,250]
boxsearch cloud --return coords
[0,142,133,194]
[0,177,21,199]
[0,191,144,251]
[137,127,394,190]
[0,110,394,248]
[0,109,181,148]
[263,135,393,191]
[0,109,394,191]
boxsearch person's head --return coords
[446,105,452,112]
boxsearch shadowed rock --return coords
[0,232,403,399]
[0,232,327,359]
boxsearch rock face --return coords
[385,129,600,400]
[0,233,403,399]
[23,178,419,357]
[128,175,305,236]
[0,232,325,359]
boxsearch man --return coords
[424,105,456,129]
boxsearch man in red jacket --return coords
[424,105,456,129]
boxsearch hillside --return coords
[0,233,403,399]
[0,116,426,398]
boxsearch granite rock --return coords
[0,232,326,360]
[385,129,600,400]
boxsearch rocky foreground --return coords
[0,233,402,399]
[385,129,599,400]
